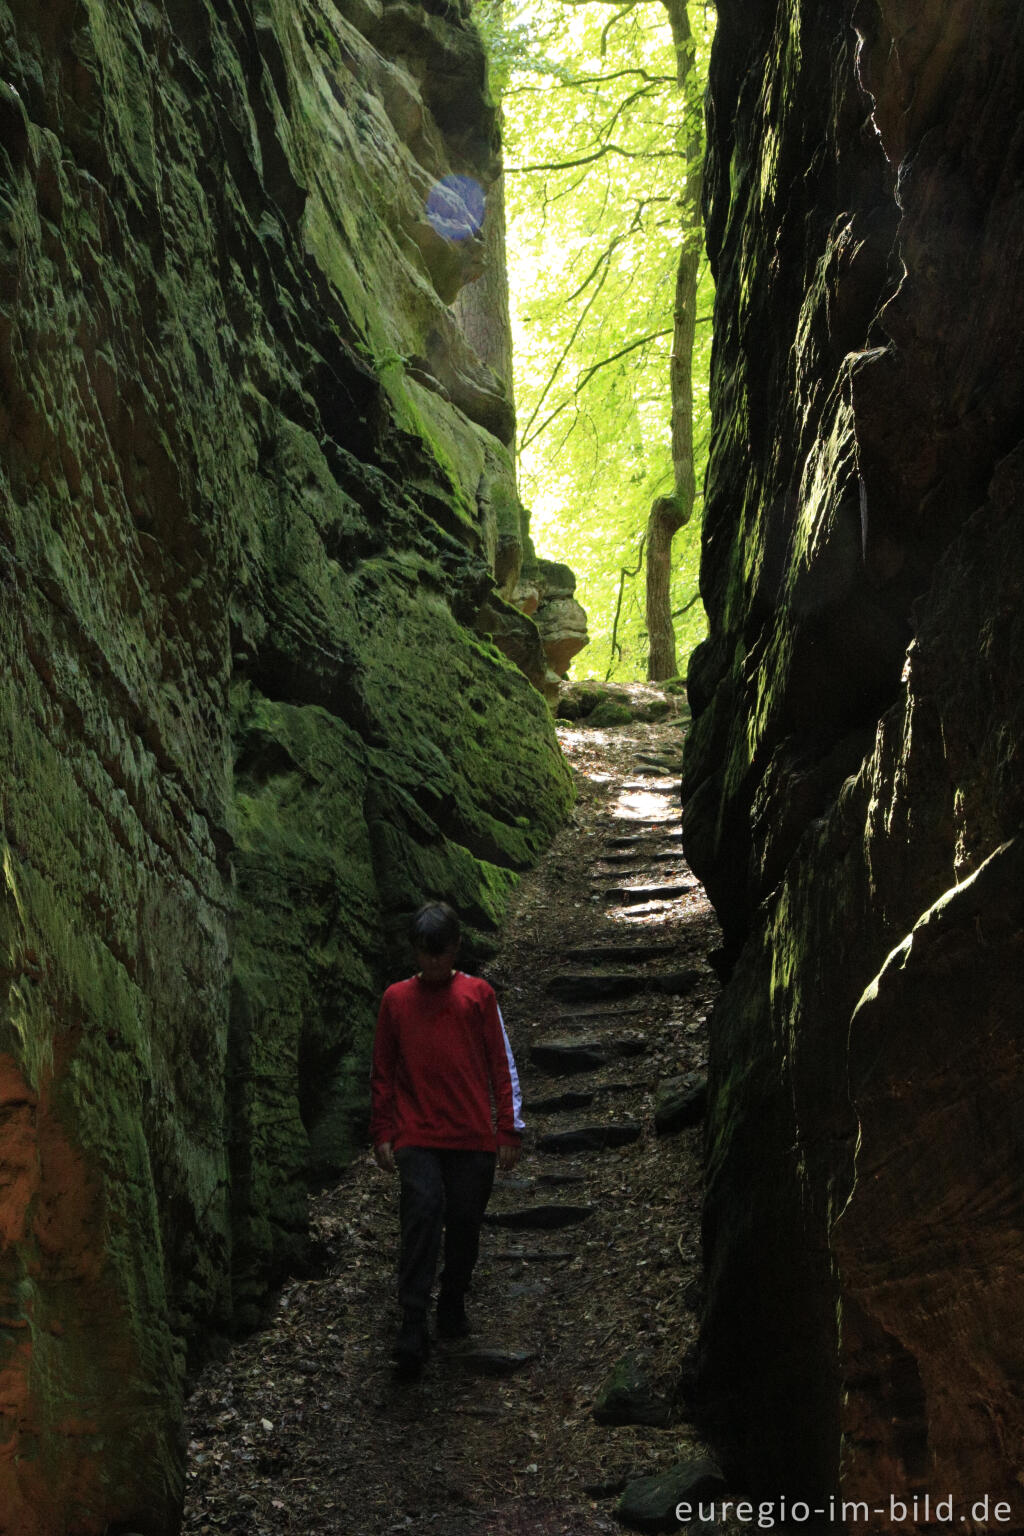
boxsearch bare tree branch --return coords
[606,533,647,682]
[544,166,592,205]
[594,81,665,138]
[505,68,676,94]
[519,393,575,454]
[519,245,615,448]
[505,141,683,174]
[573,328,673,393]
[520,327,672,455]
[671,591,702,619]
[600,0,639,56]
[563,231,624,306]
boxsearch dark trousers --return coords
[395,1147,496,1315]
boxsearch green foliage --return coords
[483,0,716,680]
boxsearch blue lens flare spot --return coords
[425,175,485,242]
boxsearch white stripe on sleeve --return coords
[497,1004,525,1132]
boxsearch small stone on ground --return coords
[615,1457,726,1533]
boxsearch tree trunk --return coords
[646,0,702,681]
[647,493,687,680]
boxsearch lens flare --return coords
[425,175,485,242]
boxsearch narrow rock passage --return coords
[183,692,722,1536]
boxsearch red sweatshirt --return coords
[370,971,523,1152]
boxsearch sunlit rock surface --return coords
[0,0,573,1529]
[684,0,1024,1511]
[532,558,589,681]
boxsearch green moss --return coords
[0,0,574,1519]
[228,688,384,1301]
[394,380,484,530]
[587,700,635,727]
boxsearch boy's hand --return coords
[374,1141,396,1173]
[498,1143,520,1172]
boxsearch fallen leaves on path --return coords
[182,696,720,1536]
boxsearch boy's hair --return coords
[409,901,461,954]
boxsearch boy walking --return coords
[370,902,523,1376]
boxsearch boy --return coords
[370,902,524,1376]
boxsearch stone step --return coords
[525,1089,595,1113]
[546,972,643,1003]
[453,1347,539,1377]
[530,1042,608,1074]
[649,968,702,996]
[483,1204,593,1231]
[562,943,678,965]
[596,851,687,867]
[527,1082,638,1113]
[611,811,681,828]
[605,830,682,848]
[529,1037,647,1074]
[605,882,695,905]
[613,899,687,918]
[545,1013,644,1035]
[536,1122,643,1153]
[536,1170,587,1187]
[619,780,677,793]
[546,969,701,1005]
[542,1016,641,1037]
[552,1003,647,1026]
[602,833,682,850]
[490,1247,574,1261]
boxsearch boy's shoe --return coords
[392,1310,430,1377]
[436,1290,470,1340]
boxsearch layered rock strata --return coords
[0,0,573,1530]
[684,0,1024,1516]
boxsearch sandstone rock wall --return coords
[684,0,1024,1514]
[0,1,572,1529]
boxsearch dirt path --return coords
[182,698,722,1536]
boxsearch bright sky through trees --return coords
[481,0,715,681]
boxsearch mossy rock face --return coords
[634,698,673,722]
[586,700,636,728]
[661,676,690,701]
[558,682,678,725]
[690,0,1024,1510]
[0,0,573,1528]
[558,681,629,720]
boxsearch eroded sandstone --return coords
[0,0,573,1528]
[685,0,1024,1514]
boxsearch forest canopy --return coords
[478,0,716,681]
